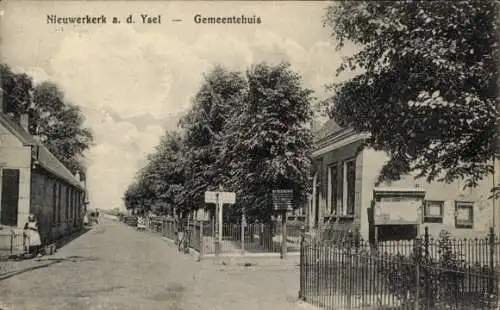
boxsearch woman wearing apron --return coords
[24,214,42,257]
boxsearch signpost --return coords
[272,189,293,259]
[205,187,236,256]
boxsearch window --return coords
[52,183,57,224]
[78,192,84,219]
[314,173,320,226]
[455,201,474,229]
[77,192,82,218]
[327,157,356,217]
[76,191,80,218]
[58,184,62,223]
[66,187,70,222]
[423,200,444,223]
[328,164,339,215]
[75,192,79,219]
[0,169,20,226]
[72,190,76,221]
[344,159,356,216]
[69,189,73,222]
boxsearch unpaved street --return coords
[0,220,314,310]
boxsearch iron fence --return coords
[300,227,500,310]
[0,229,24,261]
[201,221,306,255]
[316,228,500,269]
[145,218,309,257]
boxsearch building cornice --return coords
[312,130,368,158]
[314,127,355,147]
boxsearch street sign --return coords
[204,191,236,204]
[272,189,293,211]
[272,189,293,259]
[219,192,236,204]
[205,191,217,204]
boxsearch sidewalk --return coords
[182,258,319,310]
[151,227,318,309]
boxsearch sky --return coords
[0,1,356,210]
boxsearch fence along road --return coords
[147,216,307,258]
[299,226,500,310]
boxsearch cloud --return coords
[85,119,164,209]
[49,26,175,119]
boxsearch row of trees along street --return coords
[1,64,94,180]
[123,63,314,223]
[125,1,499,223]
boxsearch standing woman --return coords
[24,214,42,257]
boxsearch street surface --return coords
[0,219,316,310]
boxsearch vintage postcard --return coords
[0,1,498,309]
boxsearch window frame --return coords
[327,163,339,215]
[326,157,356,218]
[423,200,444,224]
[66,186,70,222]
[455,201,474,229]
[343,157,356,216]
[52,182,57,225]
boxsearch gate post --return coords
[299,225,306,300]
[489,227,495,298]
[199,221,204,260]
[414,237,422,310]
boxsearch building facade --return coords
[310,120,498,241]
[0,111,87,244]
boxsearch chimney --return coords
[20,113,29,132]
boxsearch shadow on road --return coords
[0,255,99,281]
[55,226,93,251]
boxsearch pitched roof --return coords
[0,113,35,145]
[313,119,345,142]
[0,112,84,190]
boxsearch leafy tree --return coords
[125,63,313,223]
[179,66,247,214]
[123,180,154,213]
[1,64,33,121]
[323,1,498,187]
[227,63,314,221]
[32,82,94,175]
[139,130,186,215]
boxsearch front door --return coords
[0,168,20,226]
